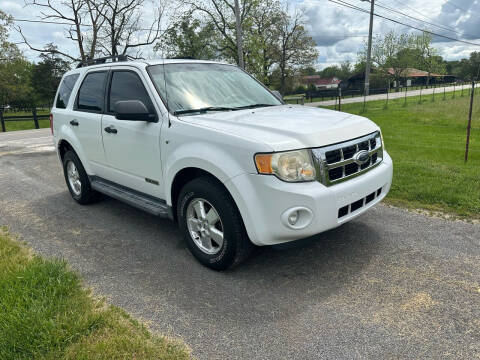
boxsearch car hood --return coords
[179,105,379,151]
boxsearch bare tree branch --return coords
[22,0,106,61]
[16,25,79,61]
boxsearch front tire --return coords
[177,177,253,270]
[62,150,100,205]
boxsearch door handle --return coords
[70,120,79,126]
[104,126,117,134]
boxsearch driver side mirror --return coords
[114,100,157,122]
[271,90,283,101]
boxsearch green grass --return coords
[0,228,191,360]
[2,110,50,132]
[321,88,480,219]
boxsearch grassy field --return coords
[0,228,191,360]
[2,109,50,132]
[321,89,480,219]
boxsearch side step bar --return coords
[90,176,172,219]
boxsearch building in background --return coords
[344,67,456,92]
[302,75,341,90]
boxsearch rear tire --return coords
[62,150,100,205]
[177,177,253,270]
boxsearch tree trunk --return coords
[234,0,244,69]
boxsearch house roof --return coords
[302,75,341,86]
[387,68,445,77]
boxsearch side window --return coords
[108,71,154,113]
[55,74,79,109]
[76,71,108,112]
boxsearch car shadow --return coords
[26,191,382,326]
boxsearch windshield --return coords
[147,63,282,115]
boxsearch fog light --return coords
[288,211,299,225]
[281,207,314,230]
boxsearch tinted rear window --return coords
[77,71,107,112]
[56,74,79,109]
[108,71,154,113]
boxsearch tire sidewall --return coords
[178,180,238,270]
[62,151,90,203]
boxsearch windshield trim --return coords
[145,62,284,116]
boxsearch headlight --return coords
[255,149,316,182]
[379,130,385,151]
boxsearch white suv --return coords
[51,56,393,270]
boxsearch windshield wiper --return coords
[233,103,277,110]
[173,106,236,116]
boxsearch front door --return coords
[101,68,164,198]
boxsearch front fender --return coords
[164,141,248,205]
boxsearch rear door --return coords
[52,73,80,135]
[71,69,109,171]
[101,67,163,198]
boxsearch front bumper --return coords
[225,152,393,246]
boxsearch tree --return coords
[31,45,70,105]
[95,0,165,57]
[185,0,257,66]
[244,0,283,84]
[277,8,318,94]
[21,0,106,61]
[155,15,217,59]
[363,31,416,89]
[458,52,480,80]
[21,0,165,61]
[318,61,352,81]
[0,11,34,107]
[0,10,22,62]
[413,32,446,85]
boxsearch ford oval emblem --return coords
[353,150,370,165]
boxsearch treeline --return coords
[1,11,68,108]
[0,47,68,109]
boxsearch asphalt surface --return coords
[1,129,479,359]
[306,83,480,107]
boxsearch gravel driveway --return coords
[1,129,479,359]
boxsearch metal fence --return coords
[0,108,50,132]
[304,82,463,103]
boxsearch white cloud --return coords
[300,0,480,68]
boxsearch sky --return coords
[1,0,480,70]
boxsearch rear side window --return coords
[56,74,79,109]
[76,71,108,112]
[108,71,154,113]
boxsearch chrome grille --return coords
[311,131,383,186]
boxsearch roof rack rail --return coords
[77,55,129,68]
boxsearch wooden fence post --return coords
[338,87,341,111]
[0,108,5,132]
[386,86,389,108]
[32,107,39,129]
[465,81,475,163]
